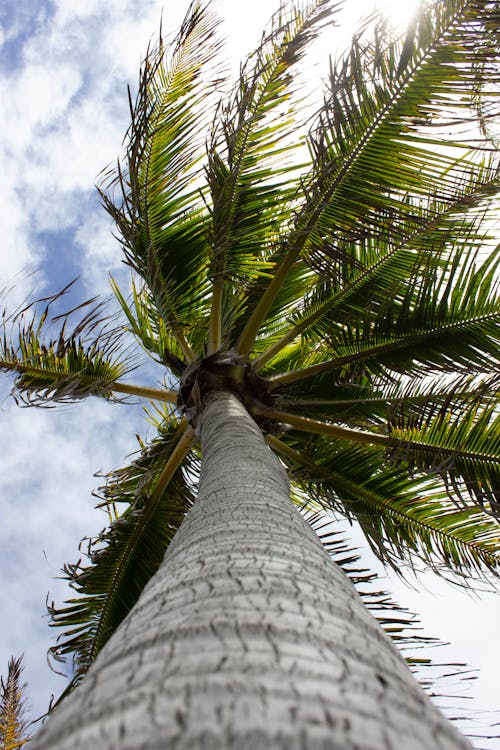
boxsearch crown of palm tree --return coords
[1,0,499,699]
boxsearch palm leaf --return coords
[272,436,500,580]
[99,1,225,361]
[284,372,499,425]
[262,385,500,519]
[296,0,499,260]
[205,0,334,351]
[263,235,500,390]
[388,399,500,516]
[253,175,500,369]
[0,287,135,406]
[48,418,196,696]
[238,0,500,355]
[110,276,189,374]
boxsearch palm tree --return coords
[1,0,499,746]
[0,657,31,750]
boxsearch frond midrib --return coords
[269,435,500,568]
[268,309,500,385]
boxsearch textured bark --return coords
[30,391,471,749]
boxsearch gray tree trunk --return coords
[30,391,471,749]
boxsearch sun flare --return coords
[375,0,423,28]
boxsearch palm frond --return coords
[272,436,500,581]
[0,656,31,750]
[254,175,499,369]
[206,0,335,352]
[110,276,189,374]
[294,0,500,266]
[99,1,226,360]
[263,386,500,520]
[240,0,499,356]
[388,399,500,517]
[266,239,500,384]
[256,404,390,445]
[0,286,134,406]
[48,418,197,698]
[284,372,499,425]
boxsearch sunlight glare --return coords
[375,0,423,29]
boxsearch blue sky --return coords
[0,0,499,747]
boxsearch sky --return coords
[0,0,498,747]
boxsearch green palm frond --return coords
[273,437,500,580]
[206,0,334,352]
[296,0,499,261]
[262,386,500,520]
[238,0,499,354]
[99,1,225,361]
[253,176,500,369]
[284,372,499,425]
[48,418,197,696]
[110,276,189,373]
[388,399,500,515]
[0,287,136,406]
[264,237,500,386]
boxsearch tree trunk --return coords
[30,391,471,749]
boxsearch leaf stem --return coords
[207,278,223,355]
[149,423,196,504]
[236,246,298,356]
[0,359,179,404]
[112,382,179,403]
[255,405,390,446]
[171,325,197,363]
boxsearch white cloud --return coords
[0,0,164,290]
[74,207,126,294]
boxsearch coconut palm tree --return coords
[1,0,499,747]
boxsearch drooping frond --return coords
[0,285,135,406]
[48,418,197,696]
[273,437,500,581]
[264,381,500,521]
